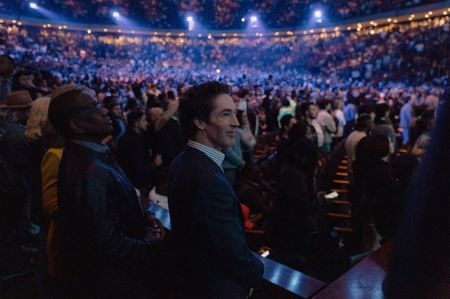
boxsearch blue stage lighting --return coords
[112,11,120,19]
[29,2,38,9]
[186,16,193,23]
[241,17,246,22]
[314,10,322,18]
[250,15,258,23]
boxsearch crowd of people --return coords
[0,4,449,298]
[0,18,448,95]
[0,0,442,29]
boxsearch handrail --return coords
[312,242,393,299]
[148,203,327,298]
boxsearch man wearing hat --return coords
[0,90,33,243]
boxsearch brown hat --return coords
[0,90,33,109]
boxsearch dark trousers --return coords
[0,192,30,244]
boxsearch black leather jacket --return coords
[55,141,155,293]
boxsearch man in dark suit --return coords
[168,81,264,298]
[47,85,163,298]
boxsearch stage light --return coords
[186,16,194,31]
[241,17,246,22]
[29,2,38,9]
[314,10,322,18]
[216,69,221,74]
[112,11,120,19]
[250,15,258,22]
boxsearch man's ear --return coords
[193,118,206,131]
[69,119,85,134]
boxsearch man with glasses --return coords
[47,85,163,299]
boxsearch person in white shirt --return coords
[317,100,337,153]
[345,114,373,173]
[333,100,346,140]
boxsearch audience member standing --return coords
[0,91,33,244]
[345,114,373,172]
[372,103,396,153]
[118,110,162,206]
[399,96,416,146]
[48,85,164,298]
[317,100,337,153]
[169,81,263,298]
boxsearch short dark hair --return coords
[178,81,230,139]
[355,113,372,131]
[287,122,307,144]
[237,88,249,99]
[280,114,294,130]
[299,102,316,117]
[375,103,390,120]
[366,134,390,159]
[48,87,90,138]
[127,110,144,128]
[317,99,330,110]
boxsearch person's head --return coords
[375,103,390,121]
[13,70,32,89]
[333,100,344,110]
[107,101,122,119]
[237,88,249,100]
[110,88,119,100]
[317,99,331,111]
[179,81,239,150]
[281,98,290,107]
[125,98,140,112]
[354,113,373,133]
[127,110,147,133]
[299,102,318,121]
[48,85,112,142]
[167,90,176,101]
[25,97,51,142]
[363,134,391,160]
[280,114,296,133]
[148,107,164,124]
[0,90,33,125]
[287,122,308,145]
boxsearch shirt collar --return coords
[72,139,110,154]
[187,140,225,170]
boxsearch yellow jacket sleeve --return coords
[41,148,63,222]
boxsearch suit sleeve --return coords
[79,175,156,269]
[197,177,264,288]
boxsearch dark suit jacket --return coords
[55,142,157,296]
[117,129,157,189]
[168,146,264,296]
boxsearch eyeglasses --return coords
[71,103,105,118]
